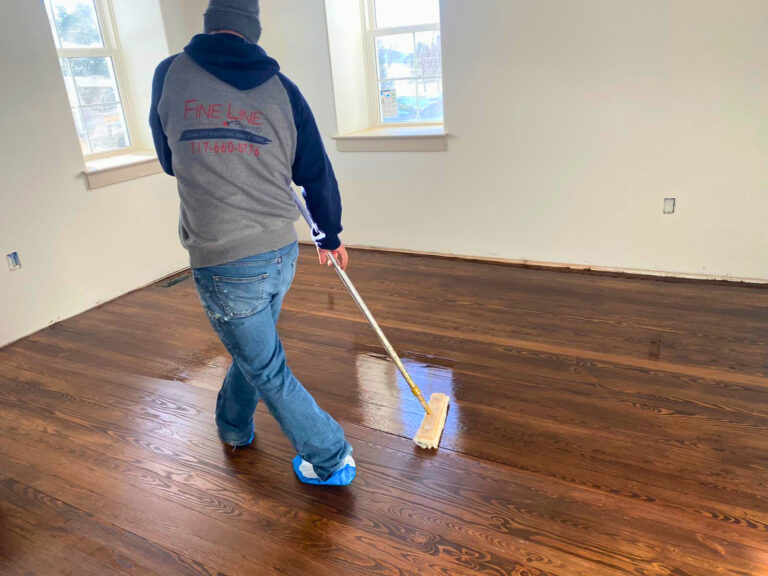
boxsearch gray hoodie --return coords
[149,32,342,268]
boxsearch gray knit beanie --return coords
[204,0,262,44]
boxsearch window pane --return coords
[71,107,92,155]
[418,79,443,122]
[60,56,132,155]
[50,0,103,48]
[374,0,440,29]
[59,59,79,107]
[415,31,442,76]
[376,34,415,80]
[379,79,418,123]
[69,57,120,105]
[81,103,131,153]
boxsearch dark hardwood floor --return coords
[1,245,767,575]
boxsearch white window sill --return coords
[332,126,447,152]
[84,152,164,189]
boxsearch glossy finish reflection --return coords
[355,352,459,440]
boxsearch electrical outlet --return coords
[663,198,676,214]
[7,252,21,271]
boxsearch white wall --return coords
[0,0,188,347]
[323,0,369,135]
[259,0,766,281]
[158,0,206,52]
[3,0,766,345]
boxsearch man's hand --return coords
[317,244,349,271]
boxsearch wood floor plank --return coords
[1,245,766,575]
[4,324,759,564]
[0,388,574,575]
[0,508,119,576]
[12,313,767,522]
[0,486,131,576]
[1,357,765,571]
[0,378,758,576]
[5,334,767,526]
[0,364,624,572]
[159,249,768,375]
[0,475,220,576]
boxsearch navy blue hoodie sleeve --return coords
[149,55,178,176]
[278,74,342,250]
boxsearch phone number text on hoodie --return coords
[189,141,261,156]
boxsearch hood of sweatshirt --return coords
[183,32,280,91]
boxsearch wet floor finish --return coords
[1,244,767,575]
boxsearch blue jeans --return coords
[193,241,351,480]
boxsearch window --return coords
[44,0,134,157]
[365,0,443,126]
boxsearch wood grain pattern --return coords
[1,245,766,575]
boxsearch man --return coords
[149,0,355,486]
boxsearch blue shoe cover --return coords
[293,455,356,486]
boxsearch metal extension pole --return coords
[292,189,431,415]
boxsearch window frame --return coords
[44,0,138,160]
[362,0,444,129]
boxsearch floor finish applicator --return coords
[292,188,449,450]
